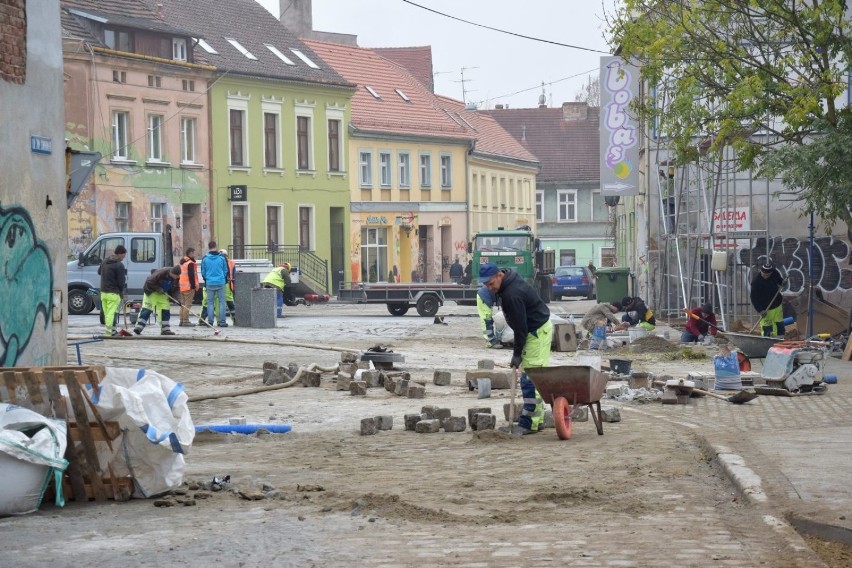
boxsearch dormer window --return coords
[173,38,187,61]
[104,28,132,52]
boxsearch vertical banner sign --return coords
[600,56,640,197]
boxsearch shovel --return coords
[168,294,221,336]
[653,380,757,404]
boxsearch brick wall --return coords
[0,0,27,85]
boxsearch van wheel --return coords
[68,288,94,315]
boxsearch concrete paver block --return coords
[384,376,398,393]
[466,369,513,389]
[407,384,425,398]
[338,362,357,377]
[340,352,358,363]
[374,415,393,430]
[571,406,589,422]
[442,416,466,432]
[350,381,367,396]
[606,384,627,398]
[404,414,421,431]
[602,407,621,422]
[433,370,451,386]
[361,370,381,388]
[249,287,276,329]
[502,402,524,422]
[477,359,495,370]
[263,367,288,386]
[475,413,496,431]
[337,373,351,390]
[301,371,321,387]
[360,417,377,435]
[421,406,438,419]
[434,408,452,422]
[467,407,491,429]
[415,419,440,433]
[357,361,372,370]
[394,378,410,396]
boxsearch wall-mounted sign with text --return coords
[229,185,247,202]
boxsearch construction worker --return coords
[200,241,229,328]
[479,262,550,435]
[262,263,292,318]
[177,247,200,326]
[133,266,181,336]
[750,260,785,336]
[615,296,656,331]
[681,303,718,344]
[98,244,128,336]
[220,249,237,324]
[580,302,624,338]
[476,285,502,349]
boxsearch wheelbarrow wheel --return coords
[552,396,573,440]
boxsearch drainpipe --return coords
[465,139,475,261]
[206,77,215,243]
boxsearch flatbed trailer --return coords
[337,282,479,316]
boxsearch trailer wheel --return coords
[415,294,440,317]
[552,397,573,440]
[387,303,410,316]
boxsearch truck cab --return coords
[67,232,170,315]
[470,227,555,302]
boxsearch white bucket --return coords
[628,328,648,342]
[477,378,491,399]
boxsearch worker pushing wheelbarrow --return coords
[525,366,609,440]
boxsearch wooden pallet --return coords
[0,366,129,502]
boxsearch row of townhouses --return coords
[60,0,609,296]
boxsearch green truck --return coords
[470,226,556,303]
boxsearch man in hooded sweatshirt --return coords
[200,241,229,327]
[98,244,128,336]
[479,263,551,435]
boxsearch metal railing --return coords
[229,244,328,295]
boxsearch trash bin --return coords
[595,267,631,304]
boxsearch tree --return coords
[574,73,601,106]
[609,0,852,241]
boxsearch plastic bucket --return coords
[610,359,632,375]
[477,378,492,399]
[628,328,648,342]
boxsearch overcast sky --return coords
[256,0,619,109]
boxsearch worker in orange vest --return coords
[178,247,200,326]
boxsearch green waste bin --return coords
[594,267,630,304]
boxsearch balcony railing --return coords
[229,244,328,295]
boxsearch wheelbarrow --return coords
[722,332,781,371]
[524,365,609,441]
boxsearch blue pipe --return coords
[195,424,292,435]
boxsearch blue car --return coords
[551,266,595,300]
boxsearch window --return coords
[557,190,578,222]
[398,152,411,187]
[264,112,279,168]
[359,151,373,187]
[182,79,195,92]
[290,48,319,68]
[180,117,196,163]
[151,203,164,233]
[394,88,410,102]
[225,38,257,60]
[232,204,247,259]
[297,115,311,170]
[440,154,452,188]
[196,38,218,54]
[419,153,431,187]
[265,44,295,65]
[131,237,157,264]
[172,38,187,61]
[536,191,544,222]
[559,250,577,266]
[327,119,341,172]
[229,109,246,166]
[361,228,388,283]
[112,70,126,84]
[379,152,391,186]
[112,111,130,160]
[299,206,313,251]
[116,202,131,232]
[147,75,162,88]
[365,86,381,100]
[266,205,281,248]
[104,29,132,52]
[147,114,164,161]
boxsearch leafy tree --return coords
[609,0,852,241]
[574,73,601,106]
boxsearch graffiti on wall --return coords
[738,236,851,295]
[0,205,54,367]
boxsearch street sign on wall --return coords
[600,56,640,197]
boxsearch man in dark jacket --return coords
[750,261,785,336]
[98,244,128,336]
[615,296,656,331]
[133,265,181,336]
[479,263,551,435]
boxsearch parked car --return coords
[551,265,595,300]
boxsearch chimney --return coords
[156,3,163,18]
[280,0,313,35]
[494,104,504,110]
[561,102,589,121]
[521,125,526,142]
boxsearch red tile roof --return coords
[304,39,474,142]
[483,105,600,183]
[372,46,434,92]
[436,95,538,166]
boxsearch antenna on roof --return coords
[538,81,547,108]
[452,66,479,107]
